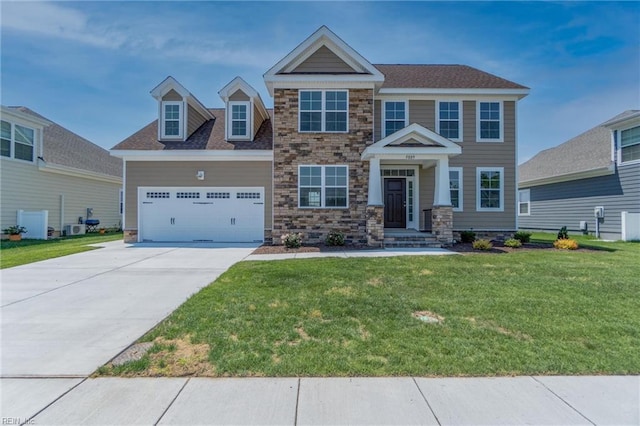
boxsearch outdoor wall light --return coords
[196,170,205,180]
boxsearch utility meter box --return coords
[594,206,605,219]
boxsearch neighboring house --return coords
[519,110,640,241]
[1,106,123,238]
[111,26,529,246]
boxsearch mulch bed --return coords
[253,241,599,255]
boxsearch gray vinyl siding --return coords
[291,46,355,73]
[229,90,250,101]
[409,100,435,132]
[1,158,122,233]
[125,161,272,230]
[161,89,182,101]
[187,104,207,137]
[519,163,640,239]
[253,104,264,139]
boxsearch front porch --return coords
[362,124,460,247]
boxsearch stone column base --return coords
[123,229,138,243]
[366,205,384,247]
[431,205,453,244]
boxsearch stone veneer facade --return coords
[272,88,374,244]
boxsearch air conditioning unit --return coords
[64,224,86,236]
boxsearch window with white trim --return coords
[161,101,183,138]
[229,101,250,139]
[1,120,35,162]
[477,102,502,141]
[299,90,348,132]
[620,126,640,163]
[299,165,348,208]
[518,189,530,216]
[383,101,407,137]
[449,167,463,211]
[476,167,504,211]
[438,101,461,140]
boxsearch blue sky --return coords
[1,1,638,163]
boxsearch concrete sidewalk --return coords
[245,247,458,261]
[2,375,637,425]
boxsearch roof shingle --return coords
[9,107,122,177]
[374,64,528,89]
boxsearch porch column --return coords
[368,156,383,206]
[433,156,452,206]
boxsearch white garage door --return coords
[138,187,264,243]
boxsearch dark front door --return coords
[384,178,406,228]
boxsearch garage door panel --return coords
[138,187,264,243]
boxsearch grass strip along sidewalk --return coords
[0,233,122,269]
[98,233,639,377]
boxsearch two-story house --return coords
[111,26,529,246]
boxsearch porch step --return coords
[383,232,441,248]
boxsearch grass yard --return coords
[99,233,640,377]
[0,233,123,268]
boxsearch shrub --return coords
[554,239,579,250]
[325,230,345,246]
[281,232,303,249]
[472,239,493,250]
[504,238,522,248]
[513,231,531,243]
[557,226,569,240]
[460,230,476,243]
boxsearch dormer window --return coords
[161,101,183,139]
[229,101,250,139]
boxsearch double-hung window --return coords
[438,101,461,140]
[518,189,530,216]
[476,167,504,211]
[229,101,250,139]
[299,165,348,208]
[383,101,407,137]
[299,90,348,132]
[449,167,463,211]
[162,101,183,139]
[620,126,640,163]
[1,120,35,162]
[477,101,502,142]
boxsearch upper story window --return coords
[299,90,348,133]
[438,101,461,141]
[229,102,250,139]
[449,167,463,211]
[476,167,504,211]
[1,120,35,162]
[383,101,407,137]
[161,101,183,139]
[477,101,502,142]
[299,165,348,208]
[518,189,530,216]
[620,126,640,163]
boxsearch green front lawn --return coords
[100,234,640,377]
[0,233,122,268]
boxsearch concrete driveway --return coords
[0,241,257,377]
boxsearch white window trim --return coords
[227,101,251,140]
[436,101,463,142]
[476,101,504,143]
[298,90,349,133]
[382,100,408,138]
[449,167,463,212]
[161,101,184,139]
[518,188,530,216]
[617,125,640,166]
[476,167,504,212]
[1,120,37,163]
[298,165,349,209]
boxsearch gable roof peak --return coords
[150,76,214,120]
[263,26,384,96]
